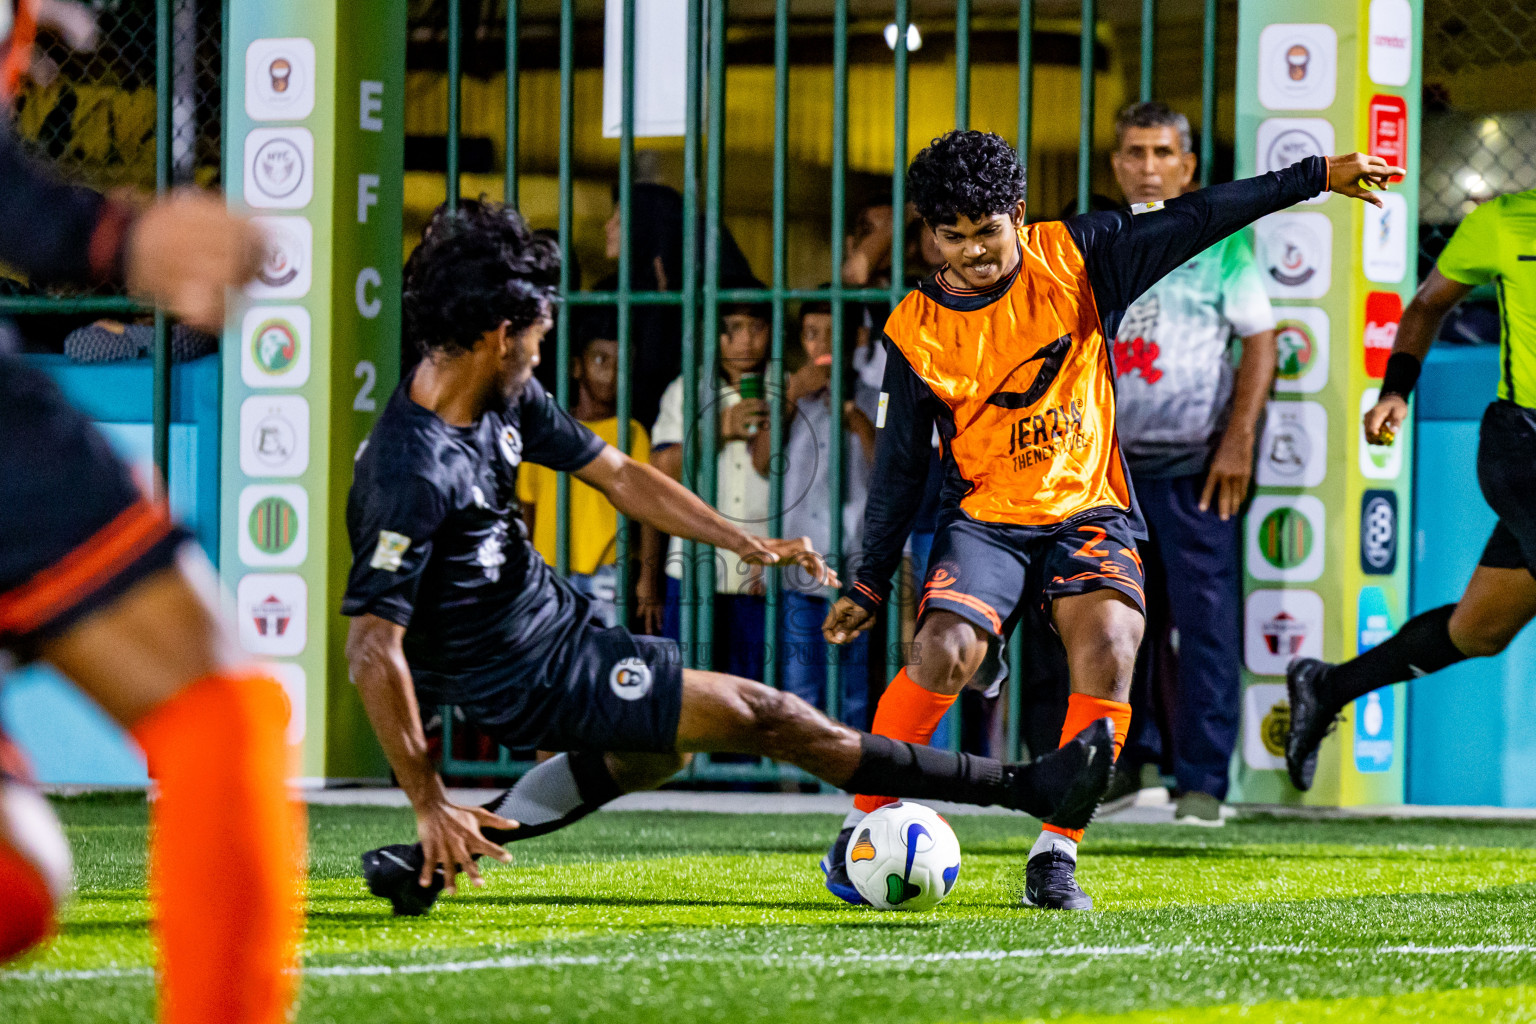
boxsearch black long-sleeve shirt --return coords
[845,156,1328,612]
[0,122,126,286]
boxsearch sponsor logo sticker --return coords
[1360,490,1398,574]
[1368,0,1413,87]
[238,484,308,568]
[1359,388,1404,480]
[1247,495,1327,582]
[1363,192,1408,284]
[245,37,316,121]
[1368,94,1409,182]
[1243,683,1290,771]
[1354,686,1395,773]
[371,530,412,572]
[236,573,307,658]
[1258,23,1338,110]
[1363,291,1402,378]
[1130,200,1165,215]
[1255,213,1332,299]
[241,305,311,388]
[246,216,312,299]
[1358,585,1395,654]
[239,395,310,478]
[1273,307,1330,394]
[1255,118,1334,205]
[609,656,654,702]
[1256,400,1328,488]
[1244,589,1325,676]
[243,127,314,209]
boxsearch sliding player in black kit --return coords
[346,201,1117,915]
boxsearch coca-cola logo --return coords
[1363,291,1402,378]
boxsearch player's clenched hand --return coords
[414,801,515,895]
[1363,393,1408,446]
[737,535,840,588]
[823,596,875,645]
[1326,153,1407,208]
[123,190,264,332]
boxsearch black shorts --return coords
[452,622,685,754]
[919,509,1146,688]
[0,357,187,655]
[1476,400,1536,576]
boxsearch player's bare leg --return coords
[35,562,301,1024]
[675,670,1109,816]
[1025,589,1144,911]
[1288,565,1536,790]
[1448,566,1536,656]
[363,747,693,915]
[365,672,1111,916]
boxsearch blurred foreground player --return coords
[345,201,1117,916]
[1287,188,1536,790]
[0,78,299,1024]
[820,130,1405,909]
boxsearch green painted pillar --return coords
[1231,0,1421,807]
[221,0,406,782]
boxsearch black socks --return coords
[1320,604,1467,714]
[841,734,1012,808]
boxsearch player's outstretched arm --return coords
[575,444,837,587]
[1364,267,1474,445]
[1072,154,1407,319]
[345,614,515,893]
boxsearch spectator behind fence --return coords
[1103,101,1279,826]
[599,182,754,430]
[518,307,663,632]
[752,301,877,726]
[651,290,772,679]
[840,201,945,394]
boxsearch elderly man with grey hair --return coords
[1101,101,1279,825]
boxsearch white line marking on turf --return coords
[7,943,1536,984]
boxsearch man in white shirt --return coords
[1106,102,1278,826]
[652,300,773,677]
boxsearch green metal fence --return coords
[1,0,220,492]
[433,0,1226,782]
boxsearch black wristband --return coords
[1380,352,1422,400]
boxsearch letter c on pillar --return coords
[356,268,382,319]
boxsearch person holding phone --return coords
[752,302,878,727]
[650,294,773,678]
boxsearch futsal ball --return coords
[844,801,961,911]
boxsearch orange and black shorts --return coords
[919,509,1146,647]
[0,358,187,655]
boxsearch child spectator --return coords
[651,293,772,678]
[753,302,877,726]
[518,307,663,631]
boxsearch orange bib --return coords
[886,222,1131,526]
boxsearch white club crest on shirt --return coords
[476,521,508,582]
[498,425,523,467]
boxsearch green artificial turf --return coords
[4,794,1536,1023]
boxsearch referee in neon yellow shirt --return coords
[1285,188,1536,790]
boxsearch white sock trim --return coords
[1031,830,1078,862]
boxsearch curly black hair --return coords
[403,198,560,357]
[907,130,1028,227]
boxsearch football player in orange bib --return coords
[822,130,1403,909]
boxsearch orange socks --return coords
[1042,692,1131,843]
[853,669,959,814]
[130,672,302,1024]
